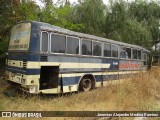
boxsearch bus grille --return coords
[41,56,48,62]
[23,59,27,68]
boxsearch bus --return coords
[5,21,151,94]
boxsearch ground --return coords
[0,68,160,120]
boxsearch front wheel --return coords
[79,77,92,92]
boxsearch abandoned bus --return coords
[5,21,150,94]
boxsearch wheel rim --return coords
[82,79,91,91]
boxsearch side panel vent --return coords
[41,56,48,62]
[23,59,27,69]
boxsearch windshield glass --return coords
[8,22,31,51]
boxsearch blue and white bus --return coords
[5,21,151,94]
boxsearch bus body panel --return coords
[5,21,151,94]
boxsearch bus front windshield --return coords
[8,22,31,51]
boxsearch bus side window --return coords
[51,34,66,53]
[111,45,118,58]
[103,43,111,57]
[67,36,79,54]
[93,41,102,56]
[82,39,92,55]
[126,48,131,59]
[133,49,137,59]
[144,53,147,65]
[41,31,49,53]
[120,46,126,59]
[137,50,141,60]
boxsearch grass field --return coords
[0,68,160,120]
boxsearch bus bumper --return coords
[5,70,40,94]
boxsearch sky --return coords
[68,0,109,4]
[34,0,160,8]
[34,0,109,7]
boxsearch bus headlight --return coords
[31,80,34,84]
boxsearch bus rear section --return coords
[5,22,63,94]
[5,22,39,94]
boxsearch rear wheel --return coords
[79,77,92,92]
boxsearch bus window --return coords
[93,41,102,56]
[67,36,79,54]
[104,43,111,57]
[126,48,131,59]
[120,46,126,59]
[133,49,137,59]
[51,34,66,53]
[111,45,118,58]
[82,39,92,55]
[144,53,147,65]
[137,50,141,60]
[41,32,49,53]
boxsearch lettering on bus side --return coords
[119,62,141,69]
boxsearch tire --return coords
[79,77,92,92]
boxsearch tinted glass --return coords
[120,46,126,59]
[67,36,79,54]
[138,50,141,59]
[133,49,137,59]
[51,34,66,53]
[93,41,102,56]
[41,32,48,52]
[82,39,92,55]
[144,53,147,65]
[104,43,111,57]
[126,48,131,59]
[111,45,118,57]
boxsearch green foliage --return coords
[17,1,40,21]
[73,0,106,36]
[40,2,85,32]
[129,1,160,47]
[104,0,158,49]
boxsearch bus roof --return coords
[17,20,150,53]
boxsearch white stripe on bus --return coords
[7,60,111,69]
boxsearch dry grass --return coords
[0,68,160,120]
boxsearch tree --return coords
[72,0,106,36]
[129,1,160,48]
[104,0,153,49]
[40,1,85,32]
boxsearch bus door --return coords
[40,66,59,90]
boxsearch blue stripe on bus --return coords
[7,54,40,61]
[7,53,119,63]
[59,74,130,86]
[60,68,109,73]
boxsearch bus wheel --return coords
[79,77,92,92]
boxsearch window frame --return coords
[119,46,127,59]
[137,49,142,60]
[66,35,80,55]
[125,47,132,60]
[40,31,49,53]
[81,38,93,57]
[143,53,147,65]
[111,44,119,58]
[50,33,67,55]
[132,48,138,60]
[103,42,111,58]
[92,40,102,57]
